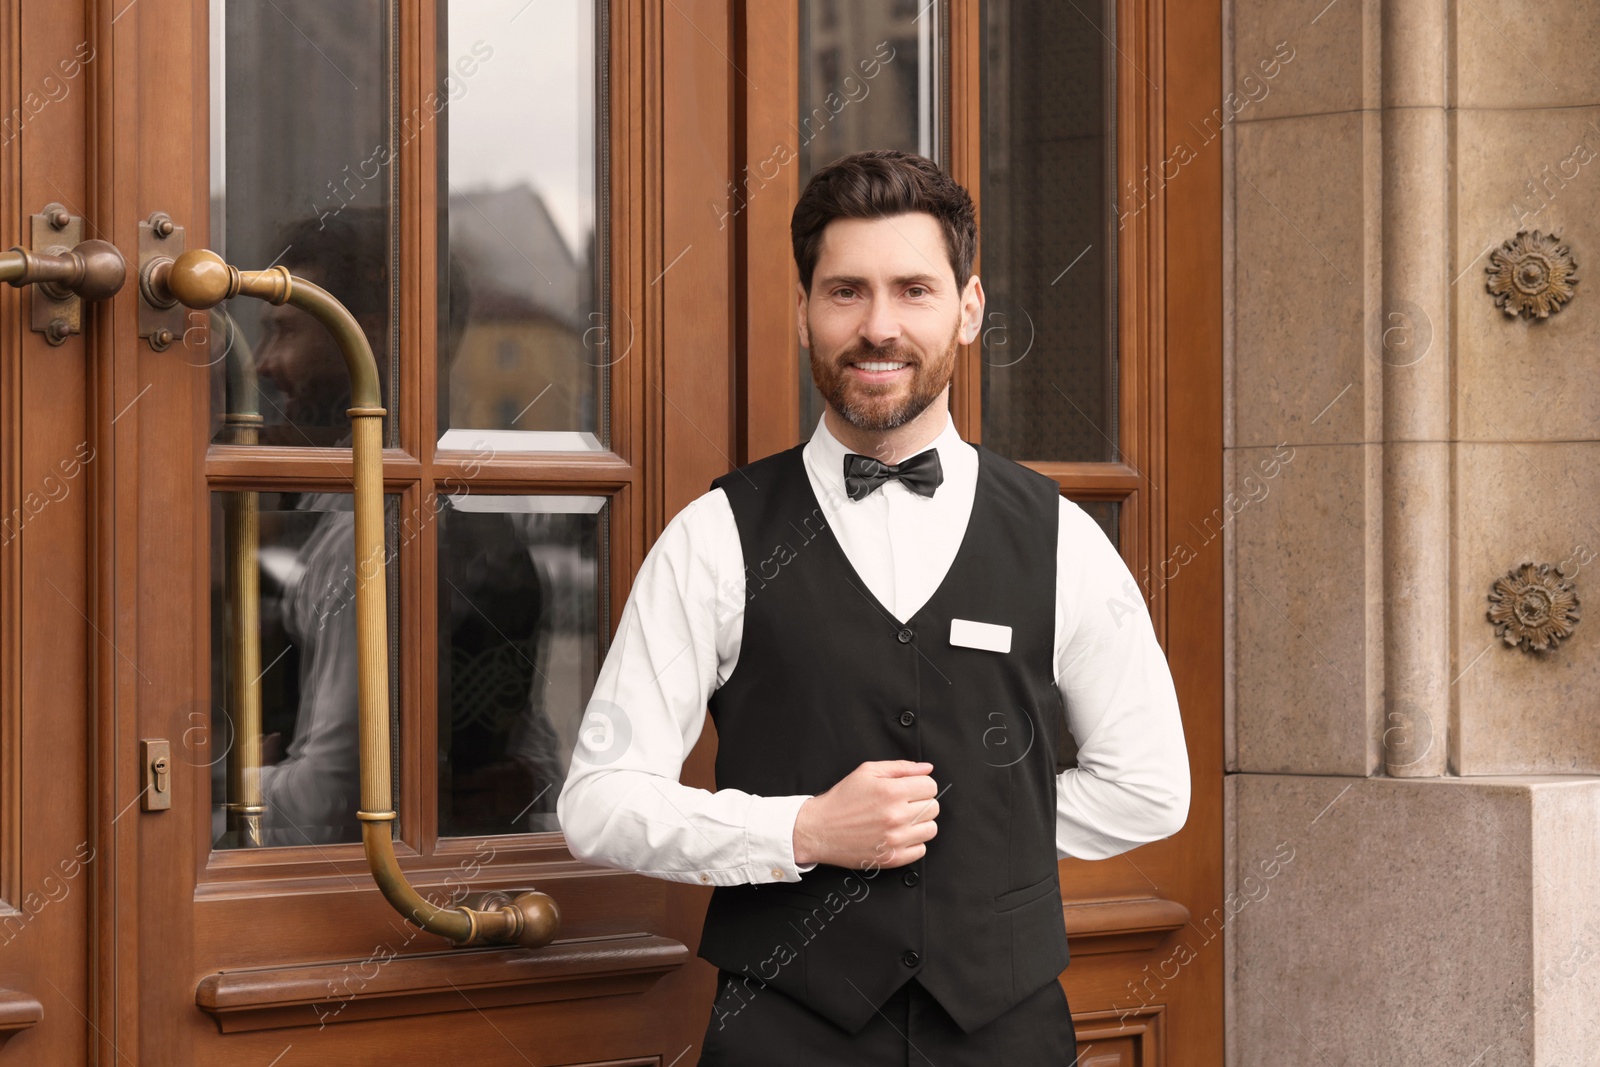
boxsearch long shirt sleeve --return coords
[1051,498,1190,859]
[556,491,816,886]
[557,413,1189,886]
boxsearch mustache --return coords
[836,342,919,366]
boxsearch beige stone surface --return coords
[1529,782,1600,1063]
[1229,444,1380,775]
[1232,112,1380,449]
[1455,106,1600,442]
[1454,442,1600,774]
[1380,106,1450,443]
[1230,0,1377,122]
[1454,1,1600,110]
[1380,441,1451,776]
[1228,775,1559,1067]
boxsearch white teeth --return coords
[854,361,907,371]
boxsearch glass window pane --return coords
[980,0,1117,461]
[797,0,945,438]
[437,494,606,837]
[438,0,609,452]
[208,0,396,449]
[210,492,401,850]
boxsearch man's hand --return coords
[792,760,939,870]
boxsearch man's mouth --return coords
[847,359,912,380]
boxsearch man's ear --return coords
[957,274,985,346]
[795,280,811,350]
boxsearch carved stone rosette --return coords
[1485,231,1578,319]
[1487,563,1579,653]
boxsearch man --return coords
[557,150,1189,1064]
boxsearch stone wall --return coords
[1225,1,1600,1061]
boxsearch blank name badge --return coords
[949,618,1013,654]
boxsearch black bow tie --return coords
[843,449,944,502]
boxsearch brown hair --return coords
[790,149,977,293]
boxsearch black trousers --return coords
[696,970,1078,1066]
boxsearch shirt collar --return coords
[804,408,971,502]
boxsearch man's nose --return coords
[859,296,902,349]
[254,337,285,388]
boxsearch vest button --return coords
[896,628,914,644]
[898,709,916,726]
[902,869,920,886]
[901,950,920,968]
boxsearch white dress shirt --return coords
[556,411,1190,887]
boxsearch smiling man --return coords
[557,149,1190,1064]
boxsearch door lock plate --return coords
[137,213,186,351]
[28,204,83,345]
[142,739,172,812]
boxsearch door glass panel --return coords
[437,495,606,838]
[209,491,401,850]
[437,0,609,453]
[979,0,1117,461]
[797,0,945,436]
[208,0,396,449]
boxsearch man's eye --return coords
[906,286,928,298]
[834,288,856,299]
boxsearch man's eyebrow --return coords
[815,273,943,289]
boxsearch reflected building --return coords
[443,185,597,437]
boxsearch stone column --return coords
[1379,0,1449,776]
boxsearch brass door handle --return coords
[150,247,561,950]
[0,205,126,344]
[0,240,125,300]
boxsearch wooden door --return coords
[0,0,1221,1063]
[1,0,739,1063]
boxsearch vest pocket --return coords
[993,872,1059,913]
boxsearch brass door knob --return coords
[1,239,127,302]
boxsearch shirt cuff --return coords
[745,793,817,882]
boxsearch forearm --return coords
[556,490,818,886]
[558,766,813,885]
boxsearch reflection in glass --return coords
[796,0,944,439]
[438,495,605,837]
[439,0,609,450]
[980,0,1118,461]
[210,492,400,849]
[208,0,395,448]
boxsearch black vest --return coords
[697,441,1070,1035]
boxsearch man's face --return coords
[255,299,350,437]
[252,268,384,446]
[798,212,982,434]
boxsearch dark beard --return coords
[811,322,959,433]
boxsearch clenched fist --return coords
[792,760,940,870]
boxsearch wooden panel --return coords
[1062,896,1191,957]
[0,990,43,1046]
[947,0,982,439]
[195,934,688,1033]
[735,1,802,462]
[0,3,98,1065]
[1075,1004,1165,1066]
